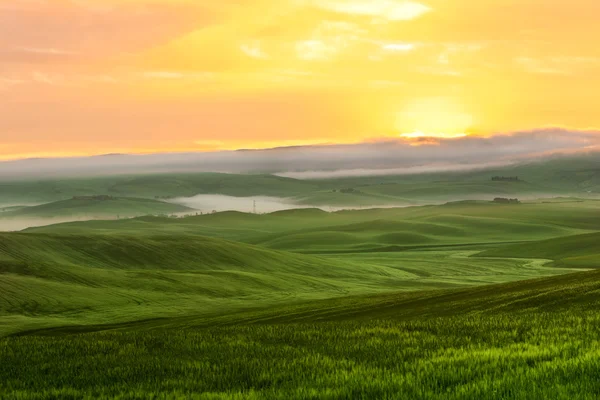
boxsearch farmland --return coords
[0,166,599,399]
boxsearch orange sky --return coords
[1,0,599,160]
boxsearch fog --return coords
[168,195,306,214]
[3,190,596,232]
[1,129,598,180]
[276,161,515,179]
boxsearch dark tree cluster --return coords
[492,176,520,182]
[493,198,521,204]
[72,195,114,201]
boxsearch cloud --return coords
[0,77,24,90]
[294,20,366,61]
[0,1,214,62]
[295,40,334,60]
[382,43,415,52]
[314,0,431,21]
[0,129,598,179]
[142,71,214,81]
[516,56,600,76]
[241,41,269,59]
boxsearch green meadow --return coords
[2,262,600,399]
[0,165,599,398]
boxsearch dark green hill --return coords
[479,232,600,269]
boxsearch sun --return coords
[397,97,474,139]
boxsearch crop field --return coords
[0,174,599,398]
[2,269,600,399]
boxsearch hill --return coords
[0,173,319,206]
[479,232,600,269]
[0,197,192,220]
[1,191,599,397]
[29,199,600,252]
[1,153,599,208]
[2,260,600,398]
[0,231,362,336]
[4,227,582,337]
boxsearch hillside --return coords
[2,259,600,398]
[1,153,599,208]
[1,197,600,398]
[29,199,600,252]
[0,173,319,206]
[0,232,366,336]
[0,197,192,219]
[2,230,575,337]
[479,232,600,269]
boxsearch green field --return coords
[2,264,600,398]
[1,230,584,337]
[1,173,599,398]
[30,199,600,251]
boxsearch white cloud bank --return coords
[0,129,598,180]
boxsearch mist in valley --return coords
[168,195,310,214]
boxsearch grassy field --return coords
[0,189,599,398]
[30,199,600,251]
[1,199,598,337]
[0,231,580,337]
[480,232,600,269]
[2,268,600,399]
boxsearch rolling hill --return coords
[3,227,579,337]
[0,197,192,220]
[1,153,599,208]
[0,184,598,398]
[479,232,600,269]
[1,241,600,399]
[28,199,600,252]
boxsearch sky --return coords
[1,0,599,160]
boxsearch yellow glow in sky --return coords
[397,98,474,136]
[1,0,599,159]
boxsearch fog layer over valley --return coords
[168,195,306,214]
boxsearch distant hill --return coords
[28,199,600,252]
[0,153,599,207]
[0,197,193,219]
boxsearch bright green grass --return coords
[3,269,600,399]
[0,197,598,397]
[6,201,595,339]
[2,230,577,337]
[0,197,192,219]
